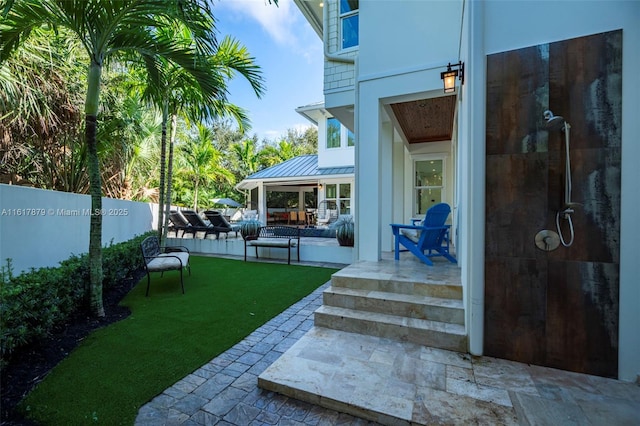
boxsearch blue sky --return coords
[212,0,324,142]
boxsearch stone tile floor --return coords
[135,257,640,426]
[136,280,375,425]
[259,327,640,425]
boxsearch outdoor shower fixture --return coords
[535,110,577,251]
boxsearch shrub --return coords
[240,219,262,240]
[0,231,153,368]
[332,215,354,247]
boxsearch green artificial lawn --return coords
[19,256,338,425]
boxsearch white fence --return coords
[0,184,158,275]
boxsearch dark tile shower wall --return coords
[484,30,621,378]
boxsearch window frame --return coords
[325,182,352,215]
[326,117,341,149]
[413,156,446,217]
[339,0,359,50]
[326,118,355,149]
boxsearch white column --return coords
[463,0,486,356]
[356,89,382,261]
[258,183,267,225]
[380,120,394,252]
[391,132,406,239]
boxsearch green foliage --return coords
[333,215,355,247]
[0,232,153,368]
[240,219,262,239]
[0,258,14,284]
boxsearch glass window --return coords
[340,199,351,215]
[339,183,351,215]
[304,190,317,209]
[325,184,337,199]
[324,183,351,215]
[327,118,341,148]
[340,0,358,13]
[414,159,444,215]
[347,128,355,146]
[339,183,351,198]
[340,0,358,49]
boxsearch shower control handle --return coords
[535,230,560,251]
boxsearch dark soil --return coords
[0,269,145,426]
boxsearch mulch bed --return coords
[0,269,145,426]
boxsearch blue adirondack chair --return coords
[390,203,457,266]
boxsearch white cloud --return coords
[216,0,298,46]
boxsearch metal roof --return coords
[243,155,354,181]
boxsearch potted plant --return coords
[240,219,261,241]
[332,215,354,247]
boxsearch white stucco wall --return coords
[351,0,464,262]
[316,112,355,169]
[460,0,640,382]
[0,185,156,275]
[358,0,463,76]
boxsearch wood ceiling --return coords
[390,95,457,144]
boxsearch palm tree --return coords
[145,33,265,243]
[98,88,161,199]
[231,139,263,176]
[0,27,87,189]
[177,123,234,210]
[1,0,221,316]
[259,140,303,168]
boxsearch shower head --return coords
[544,110,566,131]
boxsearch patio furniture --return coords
[169,210,198,238]
[203,210,241,238]
[242,209,258,221]
[288,211,306,226]
[140,235,191,296]
[390,203,457,266]
[180,209,221,238]
[243,225,301,265]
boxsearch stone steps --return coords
[315,305,467,352]
[323,286,465,324]
[258,259,467,424]
[331,271,463,300]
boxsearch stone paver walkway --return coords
[135,256,640,426]
[135,281,379,425]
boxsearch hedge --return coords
[0,231,154,368]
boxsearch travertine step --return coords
[323,286,464,324]
[315,305,467,352]
[330,272,463,300]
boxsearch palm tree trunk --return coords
[157,100,169,245]
[85,62,105,317]
[162,112,178,243]
[193,178,199,210]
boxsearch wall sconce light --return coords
[440,61,464,93]
[318,183,323,190]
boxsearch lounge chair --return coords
[203,210,241,238]
[390,203,457,266]
[168,210,197,238]
[179,209,221,238]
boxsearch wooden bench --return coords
[140,235,191,296]
[244,226,300,264]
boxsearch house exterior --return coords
[236,103,355,226]
[293,0,639,382]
